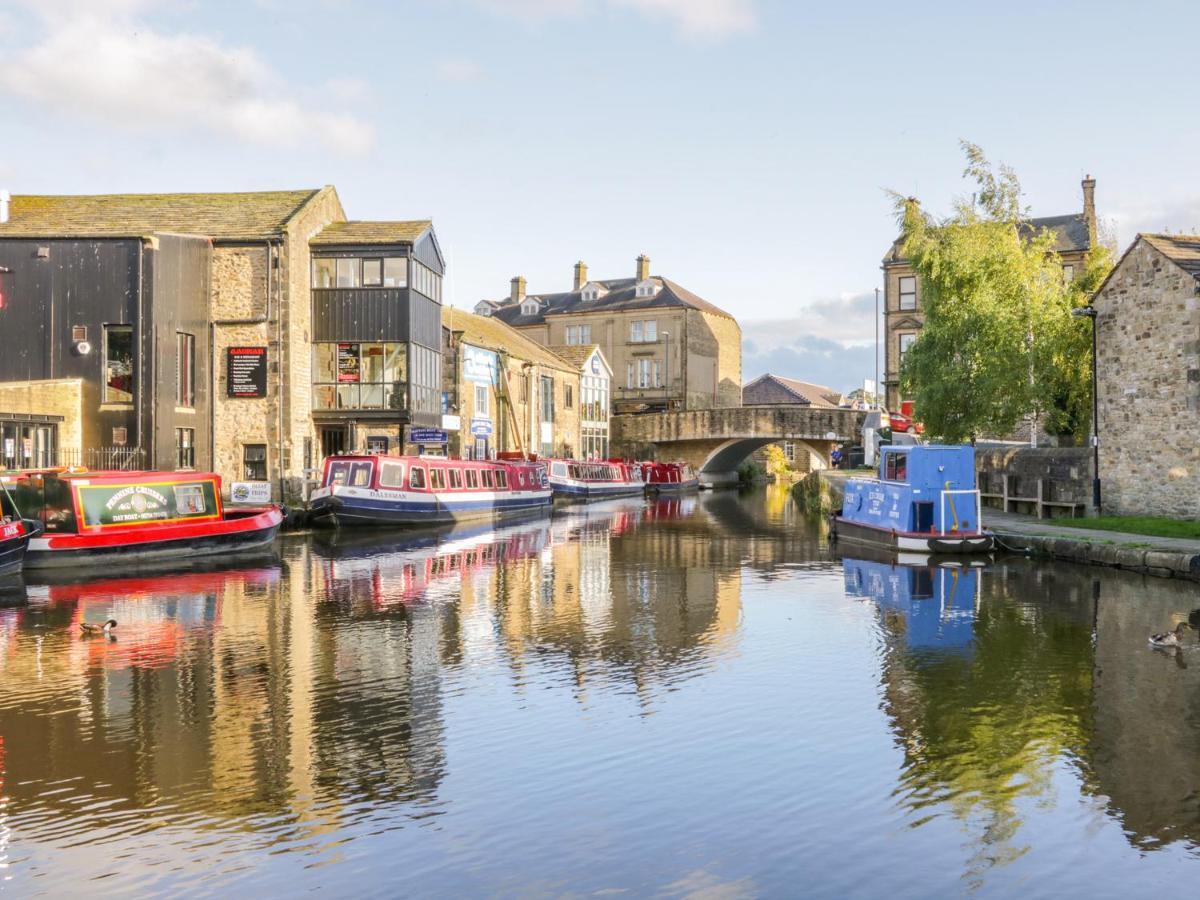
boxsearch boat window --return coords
[568,464,579,479]
[449,469,463,489]
[429,468,446,490]
[326,461,352,486]
[552,463,567,477]
[466,469,479,489]
[884,452,908,483]
[350,462,373,487]
[379,461,405,488]
[495,469,508,489]
[481,469,494,488]
[410,467,426,489]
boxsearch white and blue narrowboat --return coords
[832,444,994,554]
[309,454,552,527]
[546,458,645,501]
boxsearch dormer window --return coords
[635,278,658,298]
[521,298,542,316]
[474,300,495,316]
[580,281,608,303]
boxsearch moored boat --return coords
[545,458,644,500]
[831,444,994,554]
[1,481,41,577]
[308,454,551,527]
[4,469,282,569]
[641,461,699,494]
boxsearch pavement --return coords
[984,509,1200,554]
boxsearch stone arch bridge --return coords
[611,406,866,484]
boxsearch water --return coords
[1,486,1199,897]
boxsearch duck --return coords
[1149,622,1189,648]
[79,618,117,635]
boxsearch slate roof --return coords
[1141,233,1200,280]
[744,373,843,408]
[884,212,1092,264]
[0,189,325,239]
[443,307,575,373]
[489,274,736,326]
[310,220,432,246]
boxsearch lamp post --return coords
[874,287,880,409]
[1071,304,1100,512]
[661,330,671,411]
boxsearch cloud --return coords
[0,3,375,155]
[436,58,484,83]
[473,0,755,39]
[1109,197,1200,249]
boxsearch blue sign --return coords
[463,345,499,384]
[410,427,448,444]
[470,418,494,437]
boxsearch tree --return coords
[894,143,1112,443]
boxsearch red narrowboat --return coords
[641,461,699,494]
[3,469,283,570]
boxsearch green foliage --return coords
[893,142,1113,444]
[737,459,765,483]
[1053,516,1200,540]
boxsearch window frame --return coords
[243,443,268,481]
[103,324,135,404]
[176,331,196,408]
[898,276,917,310]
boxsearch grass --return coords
[1053,516,1200,540]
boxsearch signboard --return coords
[470,418,494,437]
[337,343,360,382]
[463,345,499,384]
[442,414,462,431]
[230,481,272,504]
[227,347,268,398]
[77,479,220,528]
[410,427,448,444]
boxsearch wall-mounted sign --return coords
[463,345,499,384]
[442,414,462,431]
[227,346,268,398]
[410,427,448,444]
[230,481,272,504]
[337,343,360,383]
[470,418,494,437]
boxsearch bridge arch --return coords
[696,438,833,484]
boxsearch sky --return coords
[2,0,1199,392]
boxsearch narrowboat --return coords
[641,461,699,494]
[1,482,41,577]
[4,470,283,569]
[308,454,552,527]
[545,458,645,500]
[831,445,994,554]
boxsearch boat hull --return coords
[309,486,552,528]
[645,478,699,494]
[832,516,993,554]
[549,479,644,501]
[23,508,282,569]
[0,520,36,577]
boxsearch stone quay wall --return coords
[976,446,1093,513]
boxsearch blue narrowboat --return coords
[833,445,993,554]
[309,454,552,527]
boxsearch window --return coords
[366,435,388,453]
[565,384,574,409]
[466,469,479,488]
[313,258,335,288]
[176,332,195,408]
[566,324,592,345]
[475,383,490,417]
[449,469,463,489]
[636,359,654,388]
[383,257,407,287]
[899,332,917,361]
[540,376,555,423]
[899,276,917,310]
[522,300,540,316]
[635,279,656,298]
[244,444,267,480]
[1063,264,1075,283]
[630,321,642,343]
[412,260,442,301]
[630,319,657,343]
[429,468,446,490]
[481,469,494,488]
[884,451,908,482]
[380,462,405,488]
[495,469,508,489]
[336,258,360,288]
[626,362,634,389]
[362,259,383,287]
[104,325,134,403]
[312,342,410,411]
[784,441,795,462]
[410,466,426,489]
[175,427,195,469]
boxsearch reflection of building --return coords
[479,255,741,413]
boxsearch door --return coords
[320,426,349,459]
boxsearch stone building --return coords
[545,344,614,460]
[743,373,843,474]
[1092,233,1200,517]
[0,189,444,500]
[442,307,591,460]
[477,255,741,414]
[880,177,1098,411]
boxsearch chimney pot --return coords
[636,253,650,281]
[573,260,588,291]
[510,275,526,303]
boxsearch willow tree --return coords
[894,143,1111,443]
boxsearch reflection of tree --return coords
[878,560,1095,883]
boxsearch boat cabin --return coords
[842,445,981,535]
[321,454,548,493]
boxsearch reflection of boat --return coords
[546,458,644,500]
[309,454,552,527]
[641,461,699,494]
[842,555,980,651]
[833,445,994,554]
[5,470,282,569]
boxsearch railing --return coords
[978,474,1086,519]
[1,446,146,472]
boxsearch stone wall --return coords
[975,446,1092,514]
[1095,239,1200,517]
[0,379,94,453]
[699,309,742,408]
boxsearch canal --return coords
[1,486,1199,896]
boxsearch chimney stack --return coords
[636,253,650,281]
[510,275,526,303]
[1082,175,1097,247]
[0,190,9,224]
[573,260,588,291]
